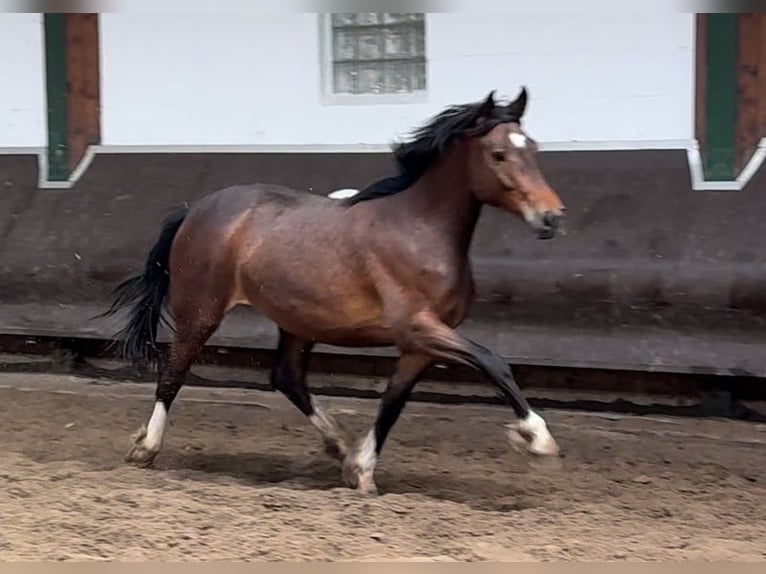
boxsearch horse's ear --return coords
[476,90,497,120]
[507,86,528,119]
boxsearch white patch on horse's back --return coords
[144,401,167,451]
[328,188,359,200]
[508,132,528,149]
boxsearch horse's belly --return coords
[244,280,395,347]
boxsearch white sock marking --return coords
[354,429,377,473]
[508,132,528,148]
[144,401,167,451]
[308,398,346,453]
[519,410,559,455]
[308,398,336,435]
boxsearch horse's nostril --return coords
[542,211,561,229]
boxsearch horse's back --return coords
[196,182,325,215]
[177,182,331,239]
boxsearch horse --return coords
[102,88,566,494]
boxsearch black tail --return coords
[99,206,188,362]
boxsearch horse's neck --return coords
[394,152,483,255]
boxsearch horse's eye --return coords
[491,151,505,162]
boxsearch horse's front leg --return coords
[405,311,560,458]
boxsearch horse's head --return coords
[469,89,565,240]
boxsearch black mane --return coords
[344,93,523,206]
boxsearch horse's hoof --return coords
[506,423,560,457]
[125,444,158,468]
[342,463,358,488]
[356,476,379,496]
[124,425,158,468]
[125,453,156,468]
[506,426,529,453]
[343,471,378,495]
[342,462,378,495]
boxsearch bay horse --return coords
[102,88,565,494]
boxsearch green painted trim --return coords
[44,14,69,181]
[703,14,738,181]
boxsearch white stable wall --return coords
[0,14,46,148]
[99,13,695,148]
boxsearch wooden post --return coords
[696,13,766,182]
[735,14,766,174]
[43,13,101,182]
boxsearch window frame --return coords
[318,13,429,106]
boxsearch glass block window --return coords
[329,13,426,96]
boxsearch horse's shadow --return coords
[161,449,538,512]
[165,450,340,489]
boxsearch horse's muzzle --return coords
[536,211,564,240]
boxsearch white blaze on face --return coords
[328,188,360,200]
[508,132,528,149]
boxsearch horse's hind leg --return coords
[271,329,351,461]
[125,308,223,467]
[342,352,433,494]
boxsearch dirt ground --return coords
[1,372,765,561]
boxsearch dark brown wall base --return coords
[1,150,765,375]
